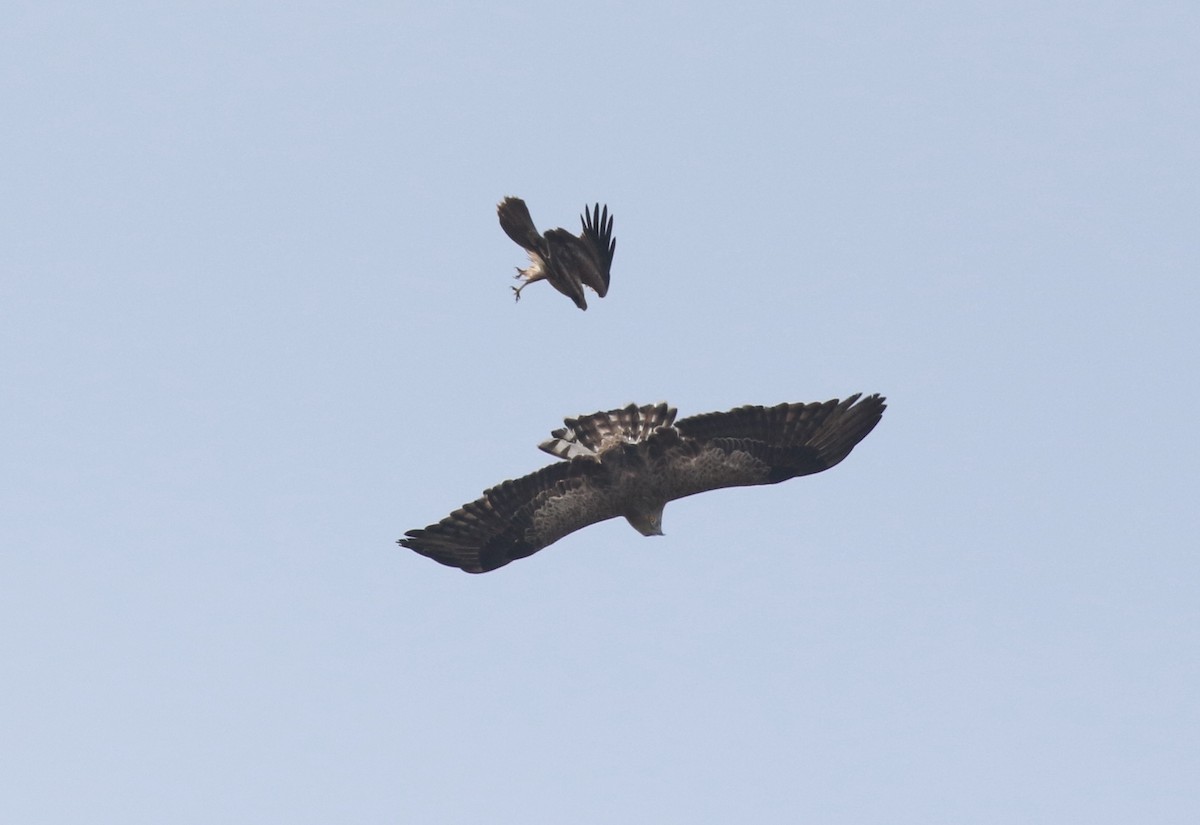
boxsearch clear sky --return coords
[3,1,1197,822]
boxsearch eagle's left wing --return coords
[399,459,622,573]
[541,229,592,310]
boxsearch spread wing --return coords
[660,394,887,499]
[398,460,623,573]
[578,203,614,297]
[497,196,543,251]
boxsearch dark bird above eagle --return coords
[399,394,886,573]
[497,196,615,310]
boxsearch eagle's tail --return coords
[497,196,543,251]
[539,402,678,460]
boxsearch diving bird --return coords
[399,394,886,573]
[496,196,615,310]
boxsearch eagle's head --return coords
[625,506,664,537]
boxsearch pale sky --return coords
[3,2,1198,822]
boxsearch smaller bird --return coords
[497,196,615,310]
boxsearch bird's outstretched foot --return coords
[512,285,523,302]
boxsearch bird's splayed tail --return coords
[497,196,543,250]
[539,402,678,461]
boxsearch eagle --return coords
[399,393,886,573]
[497,196,615,310]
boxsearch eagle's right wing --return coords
[579,203,615,297]
[673,394,887,480]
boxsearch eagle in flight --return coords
[399,393,886,573]
[497,196,615,310]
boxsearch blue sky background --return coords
[3,1,1197,822]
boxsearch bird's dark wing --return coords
[677,395,884,452]
[578,203,614,297]
[645,435,778,503]
[398,459,622,573]
[542,229,592,310]
[665,394,887,493]
[497,196,544,251]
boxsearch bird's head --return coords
[625,507,664,537]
